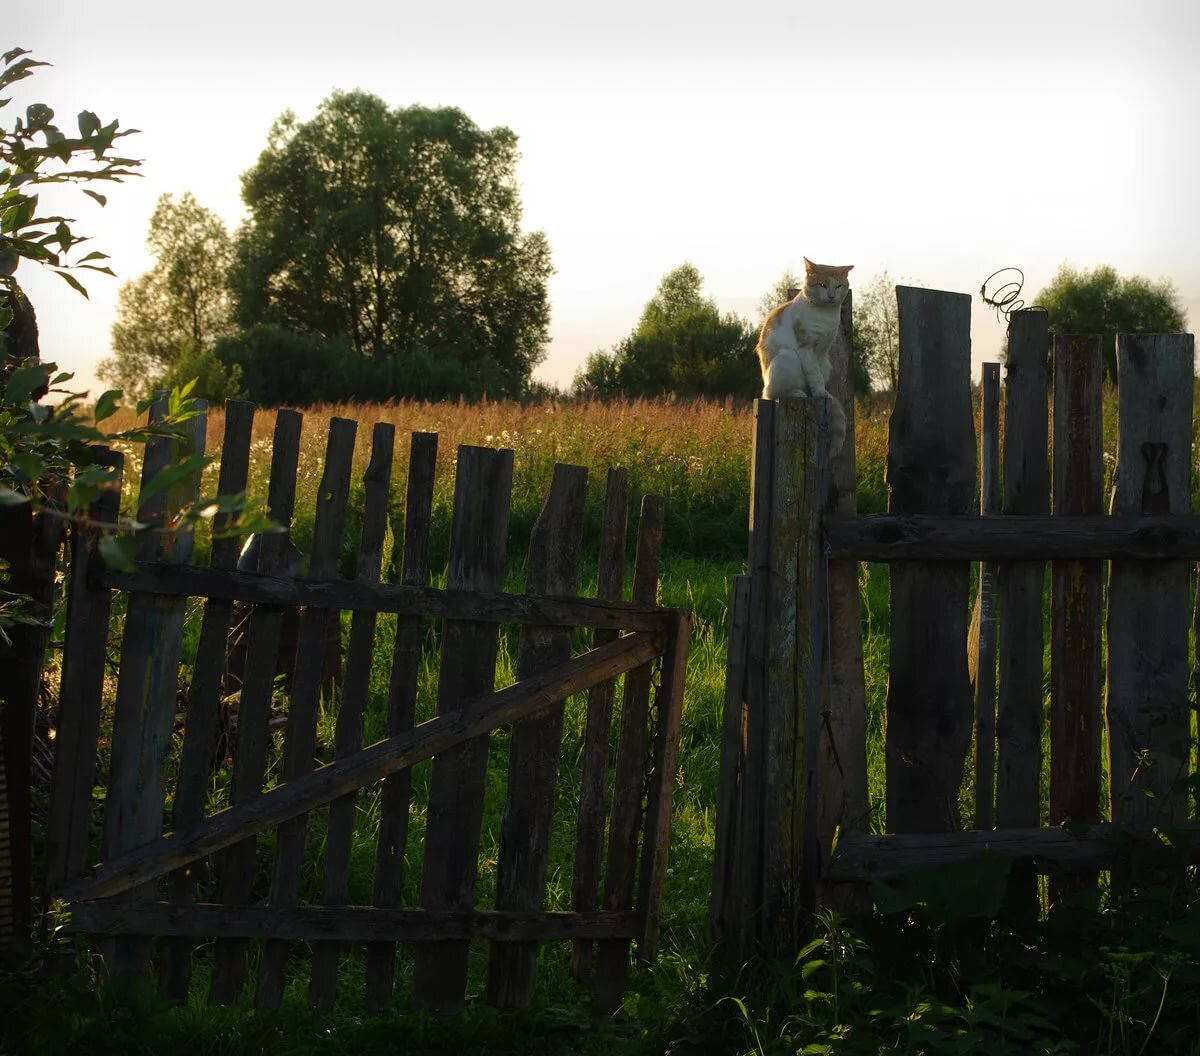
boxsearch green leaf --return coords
[4,360,50,405]
[0,486,31,506]
[53,268,89,297]
[81,189,107,207]
[136,454,209,511]
[98,534,136,572]
[93,388,121,423]
[77,110,100,137]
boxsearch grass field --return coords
[7,394,1200,1055]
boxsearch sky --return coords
[8,0,1200,395]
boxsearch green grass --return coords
[8,394,1200,1054]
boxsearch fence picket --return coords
[308,422,395,1011]
[1107,334,1195,834]
[411,445,514,1014]
[487,463,588,1008]
[570,467,629,982]
[209,408,303,1005]
[159,400,254,1001]
[103,400,207,981]
[365,431,438,1012]
[592,495,665,1014]
[255,416,358,1010]
[886,287,975,833]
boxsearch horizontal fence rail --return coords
[825,514,1200,561]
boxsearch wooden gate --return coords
[42,401,690,1015]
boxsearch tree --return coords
[100,192,236,400]
[854,270,900,392]
[229,91,552,397]
[1032,264,1187,380]
[574,263,760,398]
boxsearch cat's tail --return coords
[823,394,847,458]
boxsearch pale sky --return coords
[9,0,1200,395]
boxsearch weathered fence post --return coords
[713,396,829,959]
[886,287,975,833]
[1050,334,1104,899]
[1107,333,1194,836]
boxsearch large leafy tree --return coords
[853,270,900,393]
[576,263,759,398]
[230,91,552,396]
[1032,264,1187,380]
[100,191,236,400]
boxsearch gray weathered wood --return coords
[970,363,1000,830]
[570,467,629,982]
[592,495,665,1014]
[817,294,869,909]
[160,400,255,1002]
[635,608,691,961]
[102,564,669,631]
[826,821,1200,882]
[825,513,1200,560]
[209,407,303,1005]
[708,575,750,944]
[412,445,514,1014]
[103,400,207,980]
[760,399,828,947]
[487,463,588,1008]
[996,312,1050,832]
[44,448,124,899]
[309,421,394,1011]
[1106,333,1195,829]
[731,402,773,961]
[256,416,358,1010]
[64,632,664,904]
[365,430,437,1012]
[1050,336,1103,837]
[68,902,641,943]
[886,287,975,833]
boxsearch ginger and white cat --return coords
[756,257,851,455]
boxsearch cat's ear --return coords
[802,256,814,272]
[844,264,854,273]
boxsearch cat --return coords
[756,257,851,456]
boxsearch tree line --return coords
[100,90,1188,406]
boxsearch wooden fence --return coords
[42,401,690,1015]
[711,286,1200,958]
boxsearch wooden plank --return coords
[68,903,640,943]
[708,575,750,945]
[732,402,773,961]
[886,287,975,833]
[635,608,691,961]
[592,495,665,1015]
[102,400,207,980]
[825,513,1200,561]
[826,822,1200,882]
[969,363,1001,830]
[759,399,828,949]
[64,633,664,904]
[817,293,869,905]
[1050,336,1104,839]
[159,400,255,1002]
[1106,333,1195,829]
[208,407,303,1006]
[44,448,124,899]
[256,416,358,1010]
[309,421,394,1011]
[365,430,437,1013]
[487,463,588,1008]
[102,565,669,631]
[569,467,629,983]
[996,312,1050,832]
[412,446,517,1014]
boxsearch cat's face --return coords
[802,257,853,306]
